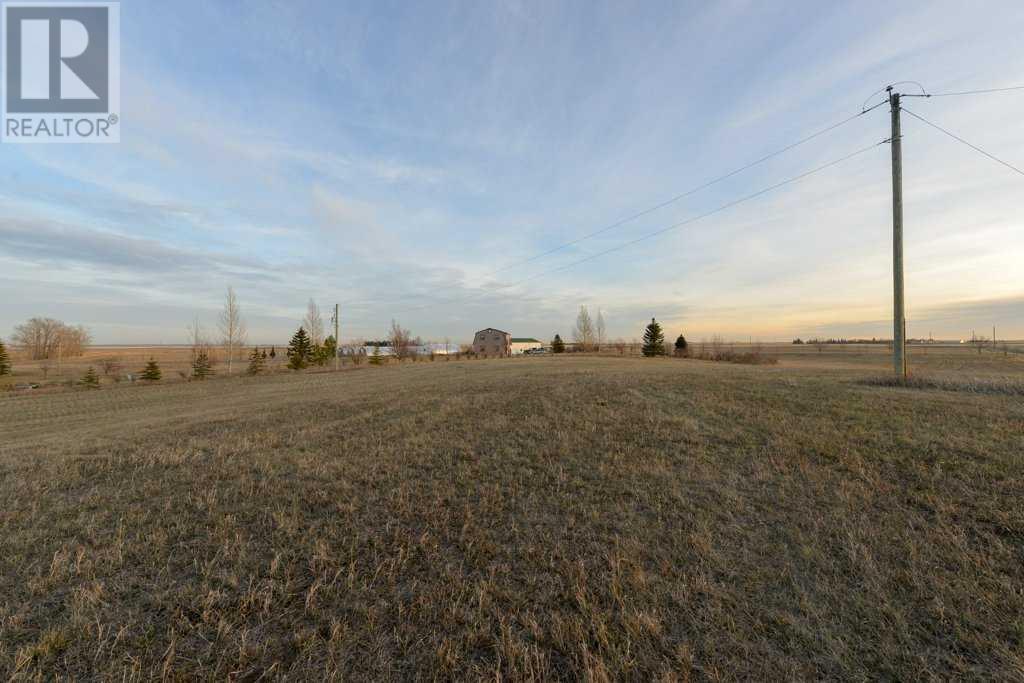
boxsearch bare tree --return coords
[219,286,248,374]
[99,358,122,376]
[345,338,366,365]
[304,299,324,346]
[573,306,596,352]
[596,309,607,351]
[12,318,90,360]
[389,320,414,360]
[187,316,213,366]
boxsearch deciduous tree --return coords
[389,320,414,360]
[573,306,595,352]
[12,318,90,359]
[219,286,247,374]
[304,299,324,346]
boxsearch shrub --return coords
[247,347,266,375]
[674,335,688,357]
[140,358,162,382]
[0,338,11,376]
[79,366,100,388]
[192,350,214,380]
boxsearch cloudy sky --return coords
[2,0,1023,344]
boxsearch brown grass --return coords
[1,353,1023,679]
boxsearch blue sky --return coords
[2,0,1023,344]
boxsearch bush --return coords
[79,366,100,388]
[140,358,162,382]
[192,350,214,380]
[0,338,11,376]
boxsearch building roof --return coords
[511,338,541,343]
[475,328,509,335]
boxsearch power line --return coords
[927,85,1024,98]
[901,106,1024,177]
[383,139,887,319]
[315,107,878,311]
[490,109,877,274]
[338,107,886,319]
[506,141,887,286]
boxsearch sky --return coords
[1,0,1023,344]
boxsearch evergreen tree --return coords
[287,327,312,370]
[261,349,268,359]
[551,334,566,354]
[642,318,666,357]
[675,334,688,356]
[247,347,265,375]
[369,345,383,366]
[269,346,277,359]
[0,338,11,376]
[140,357,162,382]
[311,343,328,367]
[323,335,337,361]
[79,366,100,388]
[192,349,214,379]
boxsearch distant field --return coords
[3,341,1023,391]
[1,354,1023,679]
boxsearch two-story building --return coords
[472,328,511,357]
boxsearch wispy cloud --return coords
[1,0,1022,343]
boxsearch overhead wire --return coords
[381,138,888,319]
[901,106,1024,177]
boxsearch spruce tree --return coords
[642,318,666,357]
[79,366,100,388]
[247,347,265,375]
[269,346,276,359]
[551,334,566,354]
[287,327,312,370]
[0,338,11,376]
[323,335,337,361]
[675,334,688,357]
[140,357,162,381]
[369,345,383,366]
[192,349,213,379]
[261,349,268,360]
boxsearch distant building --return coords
[473,328,511,357]
[510,338,542,355]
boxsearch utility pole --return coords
[333,304,340,372]
[888,86,907,380]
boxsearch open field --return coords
[3,341,1023,392]
[2,353,1023,679]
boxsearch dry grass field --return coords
[2,350,1023,679]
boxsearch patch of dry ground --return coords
[1,355,1022,679]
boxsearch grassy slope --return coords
[1,356,1022,680]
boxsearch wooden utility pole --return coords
[889,86,907,380]
[333,304,340,372]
